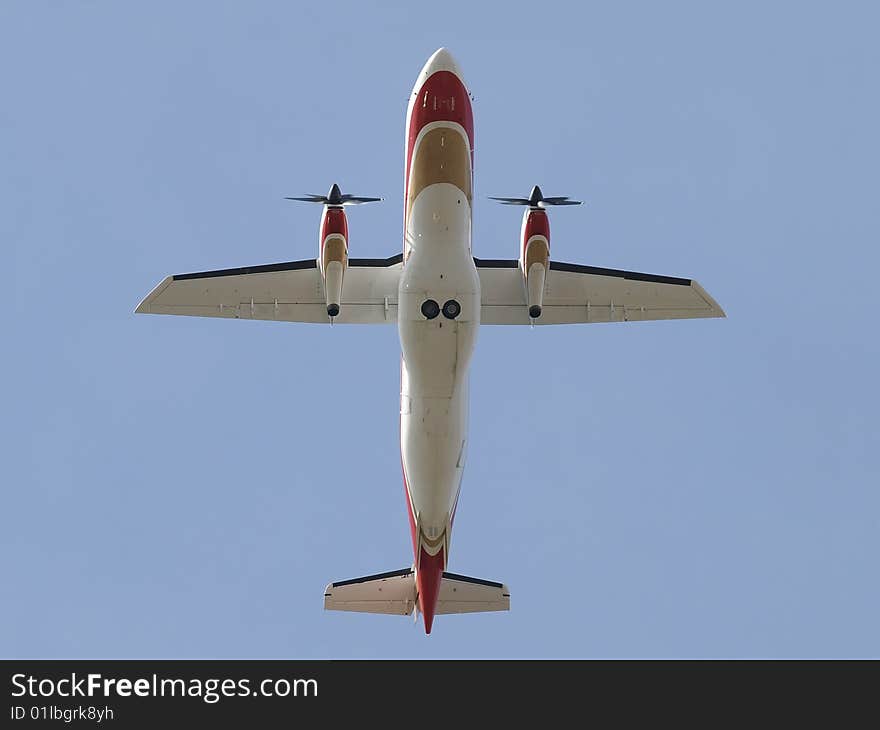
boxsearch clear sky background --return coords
[2,1,878,658]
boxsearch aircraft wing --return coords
[135,255,403,324]
[475,258,725,324]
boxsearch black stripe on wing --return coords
[331,568,414,588]
[172,253,404,281]
[473,258,519,268]
[550,261,691,286]
[173,259,318,281]
[348,253,404,267]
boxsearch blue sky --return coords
[2,1,878,658]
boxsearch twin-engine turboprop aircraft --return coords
[136,48,725,634]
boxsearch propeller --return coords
[285,183,382,207]
[488,184,582,209]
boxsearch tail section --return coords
[323,568,416,615]
[435,572,510,615]
[416,549,445,634]
[324,568,509,633]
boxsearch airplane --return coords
[135,47,725,634]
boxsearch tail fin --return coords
[323,569,510,630]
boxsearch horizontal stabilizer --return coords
[324,569,510,616]
[436,572,510,615]
[323,568,416,615]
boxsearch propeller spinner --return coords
[489,184,582,209]
[286,183,382,207]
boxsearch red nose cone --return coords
[417,548,445,634]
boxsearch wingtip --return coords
[689,279,726,319]
[135,275,174,315]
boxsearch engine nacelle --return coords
[320,207,348,317]
[519,208,549,319]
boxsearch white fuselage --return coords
[399,182,479,552]
[398,49,478,574]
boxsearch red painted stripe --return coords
[417,547,445,635]
[523,210,550,248]
[404,71,473,229]
[407,71,473,158]
[321,208,348,251]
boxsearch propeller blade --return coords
[539,199,582,207]
[488,196,531,205]
[491,187,582,208]
[340,195,383,205]
[286,186,383,206]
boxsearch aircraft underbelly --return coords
[399,182,479,543]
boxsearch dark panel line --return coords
[331,568,413,588]
[473,258,519,268]
[173,259,317,281]
[550,260,691,286]
[349,253,404,267]
[442,572,504,589]
[172,252,403,281]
